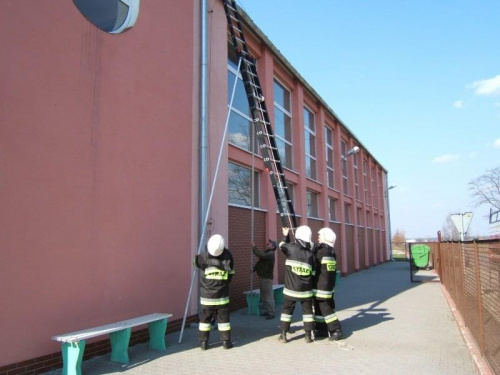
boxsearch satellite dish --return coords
[73,0,140,34]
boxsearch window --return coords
[328,197,337,222]
[344,203,351,224]
[306,190,319,218]
[354,153,360,200]
[357,207,363,226]
[371,166,376,209]
[228,163,259,207]
[325,126,335,189]
[274,80,293,169]
[72,0,139,34]
[363,160,369,204]
[227,49,258,153]
[341,140,348,194]
[304,107,317,180]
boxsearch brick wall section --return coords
[358,229,366,269]
[367,228,373,266]
[0,316,197,375]
[331,223,342,273]
[227,206,266,311]
[345,225,355,274]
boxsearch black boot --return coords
[278,330,288,343]
[200,341,208,350]
[304,330,313,343]
[222,340,233,349]
[328,328,343,341]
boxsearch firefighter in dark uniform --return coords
[194,234,235,350]
[278,225,316,343]
[313,227,343,340]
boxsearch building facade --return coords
[0,1,389,373]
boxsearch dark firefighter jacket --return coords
[194,248,235,307]
[312,243,337,299]
[252,246,275,279]
[279,240,315,301]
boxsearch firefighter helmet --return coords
[295,225,312,247]
[318,227,336,247]
[207,234,225,256]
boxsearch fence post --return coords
[436,232,442,281]
[473,240,485,353]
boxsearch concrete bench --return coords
[52,313,172,375]
[244,284,284,315]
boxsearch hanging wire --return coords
[249,100,256,298]
[179,56,243,344]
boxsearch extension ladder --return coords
[222,0,297,231]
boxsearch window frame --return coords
[228,162,260,208]
[273,79,293,170]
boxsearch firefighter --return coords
[313,227,343,340]
[194,234,235,350]
[278,225,316,343]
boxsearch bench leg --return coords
[109,328,131,363]
[246,292,260,316]
[274,287,284,305]
[148,318,167,350]
[61,341,85,375]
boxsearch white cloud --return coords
[432,154,460,164]
[453,100,463,108]
[468,75,500,96]
[494,139,500,149]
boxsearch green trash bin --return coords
[411,244,430,268]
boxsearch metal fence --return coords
[433,239,500,375]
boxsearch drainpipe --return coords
[200,0,208,241]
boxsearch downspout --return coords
[200,0,208,242]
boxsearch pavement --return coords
[45,261,483,375]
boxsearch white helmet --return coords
[207,234,224,257]
[295,225,312,247]
[318,227,336,247]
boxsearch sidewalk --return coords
[46,261,480,375]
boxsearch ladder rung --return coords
[229,14,239,23]
[253,118,270,125]
[225,2,237,12]
[248,93,264,101]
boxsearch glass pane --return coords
[326,148,333,168]
[227,71,249,115]
[309,133,316,156]
[327,170,334,189]
[228,112,250,150]
[274,109,285,138]
[285,143,293,169]
[325,127,332,146]
[310,159,316,180]
[276,139,287,168]
[274,80,290,110]
[228,163,251,206]
[284,115,292,142]
[304,131,311,155]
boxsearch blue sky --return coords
[236,0,500,238]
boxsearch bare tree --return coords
[468,166,500,209]
[392,229,406,250]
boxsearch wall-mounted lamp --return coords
[342,146,360,160]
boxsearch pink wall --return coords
[0,0,227,366]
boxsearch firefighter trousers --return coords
[199,306,231,342]
[280,297,314,332]
[314,297,341,333]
